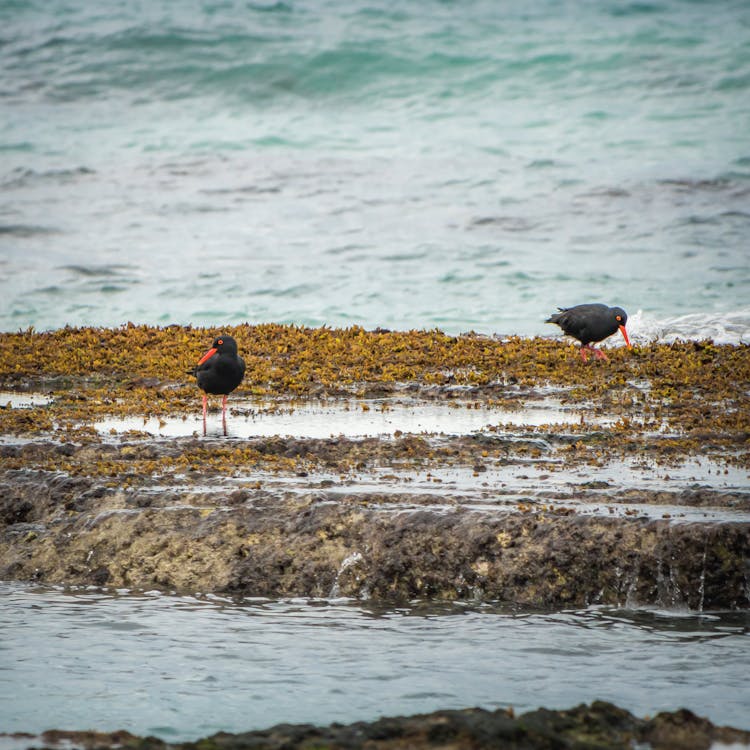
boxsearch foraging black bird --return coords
[188,335,245,434]
[546,304,632,361]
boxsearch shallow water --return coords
[340,460,750,523]
[0,391,53,409]
[0,583,748,743]
[147,447,750,522]
[95,396,595,439]
[5,387,748,522]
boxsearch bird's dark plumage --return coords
[189,335,245,434]
[192,335,245,395]
[546,304,631,361]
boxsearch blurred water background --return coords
[1,0,749,341]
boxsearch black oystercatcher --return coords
[546,304,632,361]
[189,335,245,435]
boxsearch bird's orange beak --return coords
[619,325,632,349]
[197,347,217,365]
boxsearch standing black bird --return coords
[546,304,632,361]
[189,335,245,435]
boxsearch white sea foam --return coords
[627,309,750,346]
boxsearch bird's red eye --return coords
[218,339,224,345]
[615,316,622,322]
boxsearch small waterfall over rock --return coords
[614,522,749,611]
[329,551,366,598]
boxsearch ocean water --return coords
[1,0,749,340]
[1,584,749,742]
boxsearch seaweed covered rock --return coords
[1,479,748,609]
[4,702,749,749]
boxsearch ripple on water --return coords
[0,583,748,742]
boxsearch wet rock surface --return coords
[0,325,749,608]
[2,326,750,745]
[5,702,750,749]
[1,467,748,608]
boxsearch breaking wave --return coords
[627,309,750,346]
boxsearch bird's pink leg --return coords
[222,394,228,436]
[202,393,208,436]
[580,345,608,362]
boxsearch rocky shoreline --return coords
[1,458,749,608]
[1,325,748,608]
[1,325,749,746]
[5,701,750,750]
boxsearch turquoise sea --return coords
[1,0,749,340]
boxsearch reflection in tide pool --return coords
[0,583,748,742]
[95,397,594,439]
[0,391,53,409]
